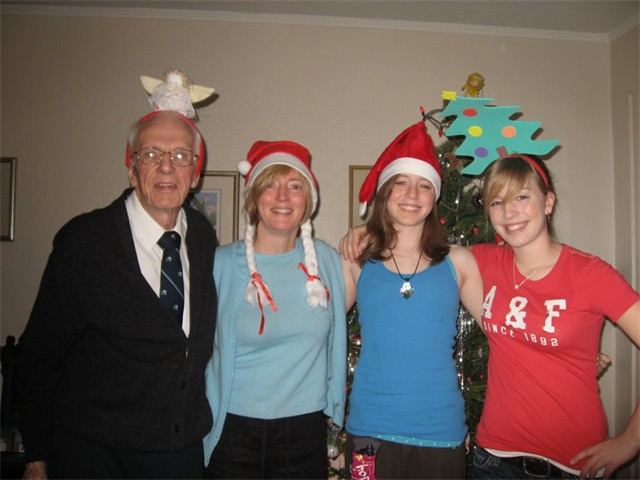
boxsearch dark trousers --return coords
[346,433,466,480]
[205,411,327,479]
[49,428,204,479]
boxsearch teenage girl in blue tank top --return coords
[340,122,483,479]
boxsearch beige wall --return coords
[1,8,638,473]
[609,24,640,479]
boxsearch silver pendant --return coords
[400,280,414,299]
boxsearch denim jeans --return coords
[473,446,579,480]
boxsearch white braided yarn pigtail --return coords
[243,220,277,335]
[299,220,329,308]
[243,221,275,310]
[243,221,259,305]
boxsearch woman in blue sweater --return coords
[203,140,346,478]
[341,122,483,479]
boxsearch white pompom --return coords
[238,160,252,176]
[305,279,328,309]
[359,201,368,218]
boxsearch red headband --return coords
[516,154,549,188]
[125,110,205,176]
[496,147,549,188]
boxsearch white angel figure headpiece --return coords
[140,69,215,119]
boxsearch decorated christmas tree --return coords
[433,130,491,456]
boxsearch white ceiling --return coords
[3,1,639,36]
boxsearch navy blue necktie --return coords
[157,231,184,323]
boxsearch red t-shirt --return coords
[472,244,639,470]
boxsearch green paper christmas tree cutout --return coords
[439,96,559,175]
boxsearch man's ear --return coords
[127,167,139,188]
[190,172,201,189]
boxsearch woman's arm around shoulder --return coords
[338,224,368,263]
[341,256,360,312]
[448,245,483,326]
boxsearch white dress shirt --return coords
[125,192,191,336]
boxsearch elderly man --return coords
[18,109,218,479]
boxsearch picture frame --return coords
[349,165,372,228]
[190,170,240,246]
[1,157,17,242]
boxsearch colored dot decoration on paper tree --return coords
[502,125,517,138]
[439,96,559,175]
[468,126,483,137]
[475,147,489,158]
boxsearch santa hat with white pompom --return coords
[238,140,328,335]
[358,122,441,217]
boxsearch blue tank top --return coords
[346,256,467,446]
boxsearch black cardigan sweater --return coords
[18,190,218,463]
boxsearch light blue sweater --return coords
[203,239,346,465]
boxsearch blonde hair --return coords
[483,155,556,238]
[243,164,313,226]
[241,164,327,332]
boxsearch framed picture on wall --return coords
[189,170,240,246]
[1,157,17,242]
[349,165,372,228]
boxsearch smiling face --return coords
[385,173,436,230]
[483,156,556,250]
[488,178,555,250]
[246,165,311,247]
[127,113,200,229]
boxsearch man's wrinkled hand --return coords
[23,461,47,480]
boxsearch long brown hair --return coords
[358,173,449,266]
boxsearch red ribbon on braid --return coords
[298,263,330,301]
[250,272,277,335]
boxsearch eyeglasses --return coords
[133,146,198,167]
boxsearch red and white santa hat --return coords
[358,122,442,217]
[238,140,319,210]
[238,140,328,334]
